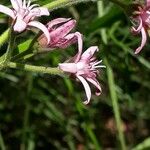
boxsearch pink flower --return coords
[59,46,106,105]
[38,18,82,54]
[0,0,50,42]
[131,0,150,54]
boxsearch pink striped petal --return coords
[47,18,71,29]
[86,77,102,96]
[50,20,76,43]
[28,21,50,44]
[135,27,147,54]
[59,63,77,73]
[13,15,27,32]
[10,0,20,11]
[31,7,50,16]
[77,75,91,105]
[81,46,99,60]
[146,0,150,6]
[73,32,83,63]
[131,17,143,34]
[0,4,15,18]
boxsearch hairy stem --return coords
[44,0,97,11]
[21,75,33,150]
[7,62,64,76]
[0,131,6,150]
[3,27,15,65]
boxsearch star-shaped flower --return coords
[59,46,106,104]
[0,0,50,42]
[131,0,150,54]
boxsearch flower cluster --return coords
[0,0,105,104]
[131,0,150,54]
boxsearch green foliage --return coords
[0,0,150,149]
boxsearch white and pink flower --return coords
[131,0,150,54]
[0,0,50,42]
[38,18,83,54]
[59,46,106,105]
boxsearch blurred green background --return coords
[0,0,150,149]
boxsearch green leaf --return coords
[132,138,150,150]
[86,5,124,35]
[17,39,32,54]
[0,29,9,48]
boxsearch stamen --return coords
[23,0,27,8]
[29,4,39,10]
[27,0,31,8]
[93,60,102,66]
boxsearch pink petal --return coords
[16,0,23,7]
[135,27,147,54]
[50,20,76,43]
[77,75,92,105]
[0,4,15,18]
[31,7,50,16]
[81,46,99,60]
[47,18,71,29]
[13,15,27,32]
[59,63,77,73]
[28,21,50,44]
[72,32,83,63]
[86,77,102,96]
[131,17,143,34]
[10,0,20,11]
[146,0,150,6]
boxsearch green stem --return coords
[3,27,16,65]
[0,131,6,150]
[105,59,126,150]
[44,0,96,10]
[0,29,10,48]
[7,62,64,76]
[21,75,33,150]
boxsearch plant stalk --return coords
[7,62,64,76]
[105,59,126,150]
[44,0,97,10]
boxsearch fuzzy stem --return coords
[44,0,97,11]
[3,27,16,65]
[7,62,64,76]
[0,29,10,48]
[0,131,6,150]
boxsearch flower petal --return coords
[0,4,15,18]
[73,32,83,63]
[59,63,77,73]
[10,0,20,10]
[50,20,76,44]
[13,15,27,32]
[47,18,71,29]
[31,7,50,16]
[131,17,143,34]
[86,77,102,96]
[28,21,50,44]
[135,27,147,54]
[38,7,50,16]
[77,75,92,105]
[146,0,150,7]
[81,46,99,60]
